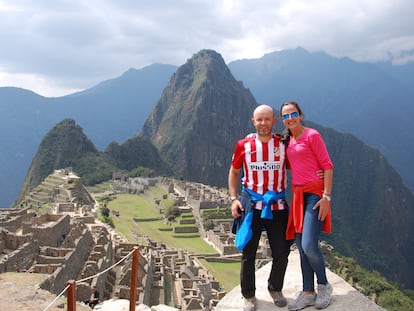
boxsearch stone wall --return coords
[142,250,154,306]
[159,178,239,258]
[40,226,94,295]
[173,226,199,233]
[112,177,158,194]
[23,214,71,247]
[78,226,115,301]
[56,202,75,213]
[206,230,238,256]
[0,229,32,250]
[179,218,196,224]
[0,208,34,232]
[0,239,39,272]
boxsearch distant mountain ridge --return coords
[228,47,414,191]
[19,49,414,291]
[1,46,413,204]
[0,64,177,206]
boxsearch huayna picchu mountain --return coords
[18,49,414,291]
[18,119,170,203]
[139,49,258,186]
[17,119,114,202]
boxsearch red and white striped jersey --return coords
[231,134,287,210]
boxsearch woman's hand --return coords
[313,197,330,221]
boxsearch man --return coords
[84,285,100,309]
[228,104,290,311]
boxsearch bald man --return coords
[228,105,290,310]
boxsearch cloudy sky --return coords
[1,0,413,97]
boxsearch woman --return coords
[280,101,334,310]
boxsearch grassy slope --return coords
[92,184,240,291]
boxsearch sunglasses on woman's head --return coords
[282,111,299,120]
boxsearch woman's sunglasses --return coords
[282,111,299,120]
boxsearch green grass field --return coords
[105,192,217,254]
[198,259,240,293]
[92,182,241,290]
[93,184,240,291]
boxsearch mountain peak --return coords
[188,49,227,69]
[17,119,99,202]
[139,49,257,186]
[173,49,233,91]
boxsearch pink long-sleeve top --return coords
[286,128,334,239]
[287,128,334,185]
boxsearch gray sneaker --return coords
[269,291,287,307]
[243,297,256,311]
[288,292,316,311]
[315,283,333,309]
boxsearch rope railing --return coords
[43,284,71,311]
[42,246,139,311]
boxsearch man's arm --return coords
[228,166,240,198]
[228,166,243,217]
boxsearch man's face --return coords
[252,110,275,137]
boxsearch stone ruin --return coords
[111,175,158,195]
[0,206,227,310]
[161,177,272,261]
[1,171,257,310]
[0,169,278,310]
[19,168,97,215]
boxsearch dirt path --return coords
[0,272,90,311]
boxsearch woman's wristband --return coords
[322,192,331,201]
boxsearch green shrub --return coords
[164,206,180,220]
[377,289,414,311]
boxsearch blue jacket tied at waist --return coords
[234,188,285,251]
[244,188,285,220]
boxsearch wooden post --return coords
[129,246,140,311]
[66,280,76,311]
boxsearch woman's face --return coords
[281,104,301,130]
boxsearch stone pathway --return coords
[215,249,386,311]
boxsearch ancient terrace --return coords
[1,171,270,310]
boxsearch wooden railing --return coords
[43,247,140,311]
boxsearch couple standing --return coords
[228,102,334,311]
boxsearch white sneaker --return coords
[315,283,333,309]
[288,292,316,311]
[243,297,256,311]
[269,290,287,307]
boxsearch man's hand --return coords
[316,169,324,179]
[231,199,243,218]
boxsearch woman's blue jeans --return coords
[295,193,328,292]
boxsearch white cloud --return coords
[0,70,81,97]
[0,0,413,96]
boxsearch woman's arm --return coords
[313,168,333,220]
